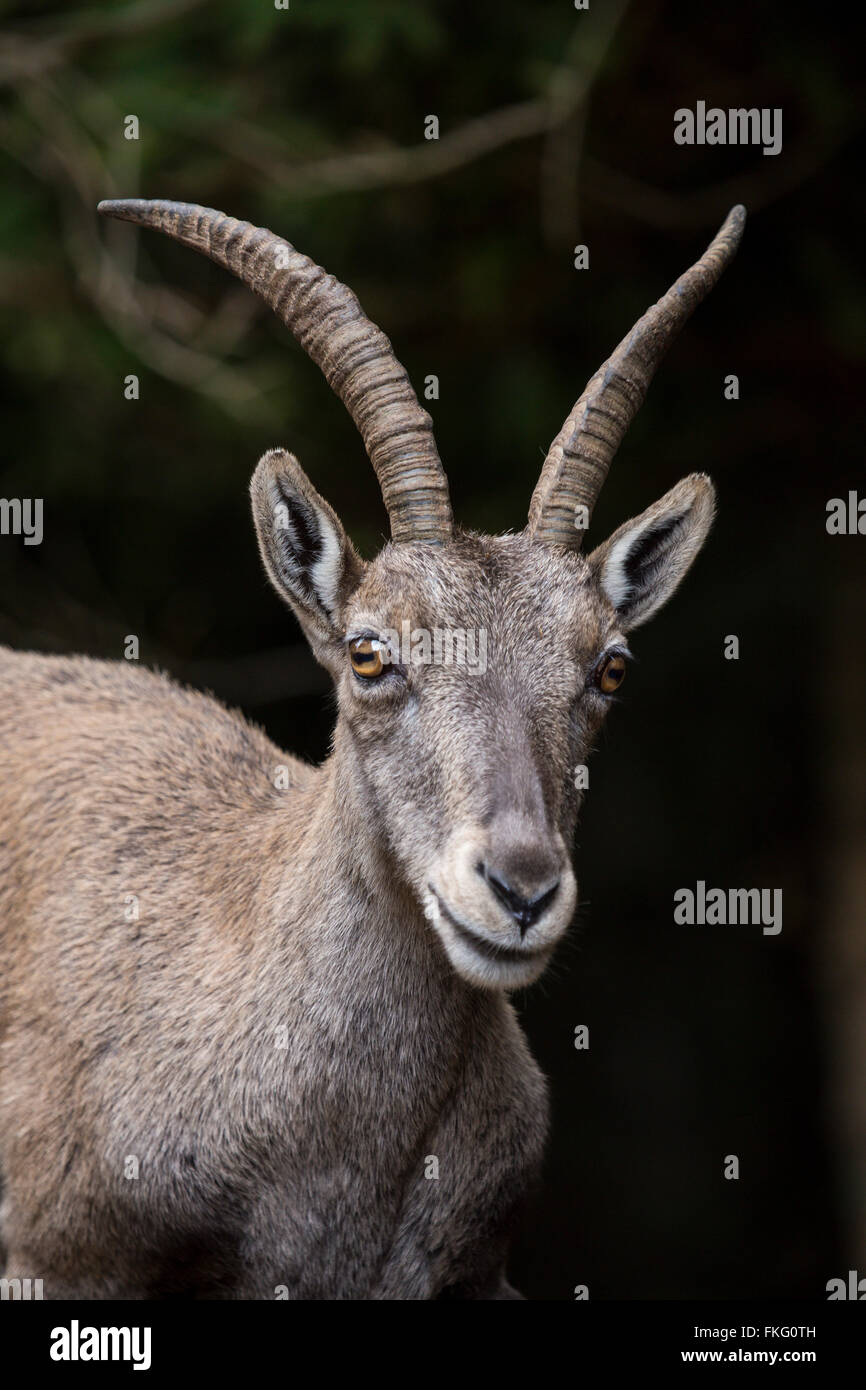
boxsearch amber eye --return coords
[349,637,385,680]
[596,652,627,694]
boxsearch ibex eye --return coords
[349,637,385,680]
[595,652,627,694]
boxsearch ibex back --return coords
[0,199,744,1299]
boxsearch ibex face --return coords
[99,199,743,993]
[334,530,591,990]
[250,451,714,988]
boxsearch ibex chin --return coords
[0,199,744,1300]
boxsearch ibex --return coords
[0,199,744,1299]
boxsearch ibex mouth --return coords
[430,890,554,965]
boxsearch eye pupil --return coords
[598,654,626,694]
[349,638,385,679]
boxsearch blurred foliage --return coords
[0,0,863,1299]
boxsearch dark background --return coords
[1,0,863,1299]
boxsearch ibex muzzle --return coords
[0,200,744,1298]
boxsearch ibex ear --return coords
[587,473,716,631]
[250,448,364,644]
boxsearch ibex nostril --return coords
[482,866,560,936]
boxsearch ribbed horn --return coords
[97,199,453,546]
[527,205,746,549]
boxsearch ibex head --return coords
[98,199,744,990]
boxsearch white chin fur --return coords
[422,890,553,991]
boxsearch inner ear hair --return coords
[251,448,363,633]
[588,473,716,631]
[268,479,336,616]
[616,512,689,597]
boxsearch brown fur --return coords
[0,483,713,1298]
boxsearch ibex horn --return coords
[98,199,453,546]
[527,204,746,549]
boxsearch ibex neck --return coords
[268,720,472,1038]
[319,726,404,893]
[295,720,444,964]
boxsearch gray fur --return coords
[0,454,713,1298]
